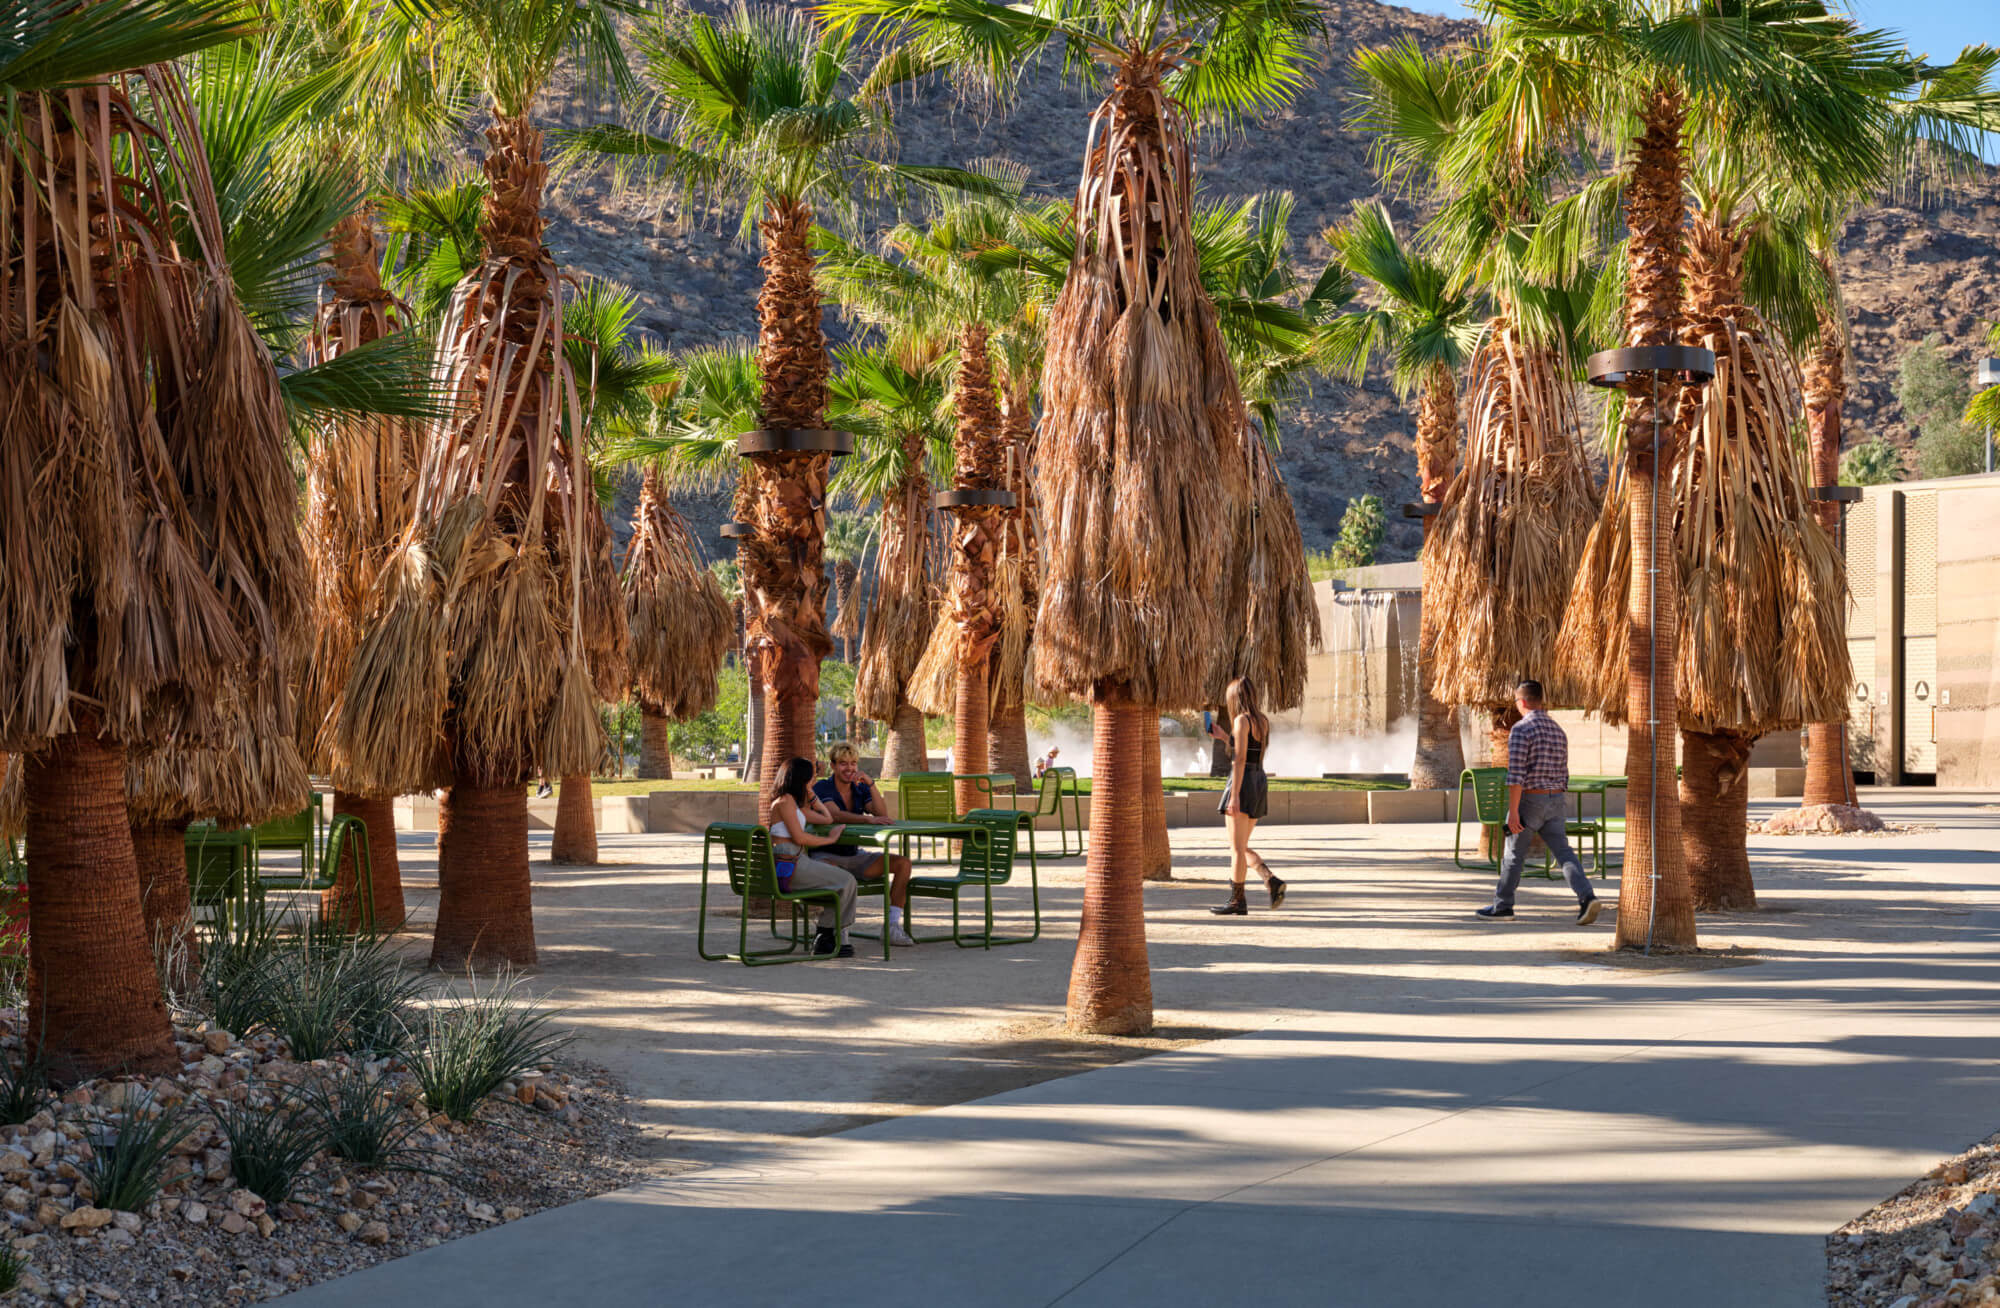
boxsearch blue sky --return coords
[1396,1,1999,157]
[1398,0,1994,63]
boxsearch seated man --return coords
[813,743,916,948]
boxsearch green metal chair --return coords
[185,824,257,932]
[895,772,962,865]
[907,809,1038,948]
[248,800,324,879]
[1453,768,1510,873]
[255,814,377,933]
[1029,766,1085,859]
[697,822,849,966]
[1454,767,1604,881]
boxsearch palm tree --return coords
[285,0,471,932]
[1349,34,1600,797]
[1321,203,1482,792]
[0,0,308,1079]
[824,512,871,665]
[614,339,770,780]
[335,0,633,968]
[828,341,954,778]
[1529,40,1996,907]
[1796,49,2000,813]
[574,3,979,807]
[826,0,1329,1033]
[1478,0,1913,950]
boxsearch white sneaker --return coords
[888,924,915,948]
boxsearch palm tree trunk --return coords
[1613,84,1698,952]
[747,199,834,814]
[331,791,405,931]
[432,782,536,969]
[990,693,1031,789]
[1411,369,1465,791]
[1802,300,1855,808]
[23,726,176,1082]
[1067,688,1153,1035]
[1141,726,1171,881]
[1680,729,1757,910]
[133,818,197,997]
[550,773,597,865]
[884,703,928,779]
[953,656,991,815]
[638,711,673,780]
[760,684,818,827]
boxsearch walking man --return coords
[1475,680,1602,924]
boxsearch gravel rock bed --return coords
[0,1010,643,1305]
[1830,1134,2000,1307]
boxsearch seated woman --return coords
[768,756,858,958]
[813,742,915,948]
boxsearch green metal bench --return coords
[908,809,1039,948]
[697,822,849,965]
[255,813,377,934]
[895,772,962,865]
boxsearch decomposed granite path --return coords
[284,790,2000,1307]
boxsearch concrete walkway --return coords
[286,791,2000,1306]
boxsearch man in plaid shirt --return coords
[1476,680,1602,924]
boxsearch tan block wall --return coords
[1939,485,2000,787]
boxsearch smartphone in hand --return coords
[1201,710,1213,734]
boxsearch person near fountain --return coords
[1476,680,1602,924]
[1208,676,1286,915]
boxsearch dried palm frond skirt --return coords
[1427,325,1597,711]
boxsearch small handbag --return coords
[774,858,796,892]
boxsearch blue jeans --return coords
[1492,791,1593,910]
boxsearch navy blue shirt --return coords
[812,777,875,854]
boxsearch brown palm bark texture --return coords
[432,782,536,970]
[331,791,406,932]
[550,773,598,864]
[947,322,1007,815]
[133,818,198,998]
[747,201,836,818]
[1613,85,1698,952]
[1067,693,1155,1034]
[1801,291,1856,809]
[1410,364,1466,791]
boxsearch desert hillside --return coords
[534,0,2000,559]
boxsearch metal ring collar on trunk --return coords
[1585,345,1717,388]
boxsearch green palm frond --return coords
[0,0,253,91]
[377,173,489,314]
[1321,202,1480,397]
[281,329,446,430]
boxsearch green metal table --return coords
[1567,776,1627,876]
[812,820,990,959]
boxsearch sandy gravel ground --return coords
[380,787,1997,1175]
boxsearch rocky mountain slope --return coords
[535,0,2000,560]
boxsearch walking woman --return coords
[768,756,858,957]
[1207,676,1285,915]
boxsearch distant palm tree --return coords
[572,3,985,810]
[823,512,872,664]
[334,0,634,968]
[828,341,953,778]
[1321,203,1482,793]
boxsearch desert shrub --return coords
[216,1092,326,1204]
[79,1102,195,1213]
[300,1073,444,1175]
[407,976,572,1123]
